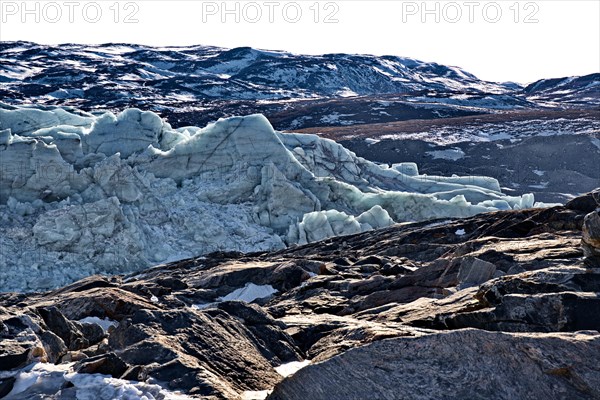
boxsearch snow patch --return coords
[77,317,118,332]
[426,148,465,161]
[218,283,278,303]
[275,360,311,377]
[529,182,550,189]
[2,362,194,399]
[242,390,272,400]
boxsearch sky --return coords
[1,0,599,83]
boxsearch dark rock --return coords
[0,340,37,370]
[39,330,68,363]
[393,266,600,333]
[270,261,312,291]
[331,257,352,266]
[566,191,600,213]
[49,275,116,296]
[108,308,295,396]
[37,306,87,350]
[582,209,600,261]
[46,287,160,320]
[0,377,15,398]
[120,365,147,381]
[216,302,302,363]
[74,352,129,378]
[269,329,600,400]
[380,262,414,276]
[155,277,188,291]
[353,255,387,266]
[77,321,106,346]
[148,357,238,398]
[357,263,379,273]
[457,257,497,287]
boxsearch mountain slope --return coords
[524,73,600,106]
[2,41,597,130]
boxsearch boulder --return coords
[0,340,39,370]
[582,208,600,265]
[0,377,15,398]
[108,307,300,396]
[39,330,68,363]
[37,306,87,350]
[457,257,497,287]
[74,352,129,378]
[269,330,600,400]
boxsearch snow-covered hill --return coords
[524,73,600,107]
[0,41,512,101]
[0,103,548,292]
[3,41,596,130]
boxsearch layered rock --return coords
[0,191,598,398]
[582,191,600,266]
[269,330,600,400]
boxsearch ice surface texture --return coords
[0,104,543,291]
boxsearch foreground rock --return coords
[0,191,598,398]
[270,329,600,400]
[582,193,600,267]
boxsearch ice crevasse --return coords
[0,104,543,291]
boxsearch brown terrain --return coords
[291,108,599,140]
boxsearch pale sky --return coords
[1,0,599,83]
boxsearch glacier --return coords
[0,103,546,292]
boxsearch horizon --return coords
[1,0,598,84]
[5,39,599,86]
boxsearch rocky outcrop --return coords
[582,191,600,267]
[0,191,598,398]
[269,330,600,400]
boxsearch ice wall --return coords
[0,104,543,291]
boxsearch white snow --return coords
[455,229,466,236]
[365,138,381,145]
[335,89,358,98]
[0,105,549,292]
[77,317,118,332]
[529,182,550,189]
[191,283,278,309]
[241,390,272,400]
[2,362,194,399]
[423,220,454,229]
[320,112,356,124]
[218,283,278,303]
[275,360,311,377]
[426,148,466,161]
[378,118,600,146]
